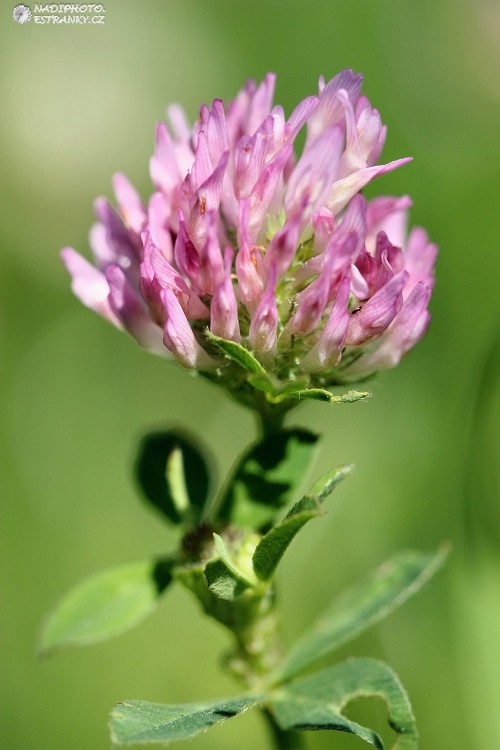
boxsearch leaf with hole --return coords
[270,658,417,749]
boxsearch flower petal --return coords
[301,276,351,371]
[206,98,230,166]
[112,173,147,235]
[61,247,122,328]
[346,270,407,345]
[142,232,208,320]
[285,125,344,225]
[246,142,293,241]
[248,263,278,354]
[344,282,431,372]
[150,122,182,196]
[245,72,276,136]
[210,248,241,341]
[264,216,301,279]
[147,191,174,261]
[161,288,215,369]
[105,265,165,353]
[366,195,413,251]
[90,197,140,273]
[403,227,437,295]
[325,158,412,216]
[307,69,363,145]
[235,198,266,312]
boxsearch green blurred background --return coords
[1,0,499,747]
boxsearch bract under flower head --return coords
[62,70,436,409]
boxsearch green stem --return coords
[220,588,286,689]
[261,708,306,750]
[255,395,290,439]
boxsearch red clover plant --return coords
[41,71,447,750]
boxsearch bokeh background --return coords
[1,1,499,748]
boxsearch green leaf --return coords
[166,447,190,515]
[218,429,319,529]
[329,389,371,404]
[270,658,417,749]
[135,429,211,524]
[287,388,370,404]
[110,695,262,745]
[252,465,354,580]
[253,509,319,580]
[275,546,449,682]
[39,558,174,656]
[289,387,333,402]
[206,331,266,374]
[307,464,355,502]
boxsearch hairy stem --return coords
[220,588,285,689]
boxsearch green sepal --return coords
[217,428,319,530]
[212,533,256,583]
[110,694,262,745]
[205,559,251,601]
[269,658,417,749]
[204,533,254,601]
[275,546,449,682]
[174,562,259,633]
[38,557,174,656]
[205,331,266,374]
[246,374,279,394]
[246,373,310,399]
[252,465,354,580]
[135,429,211,525]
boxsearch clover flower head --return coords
[62,70,436,408]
